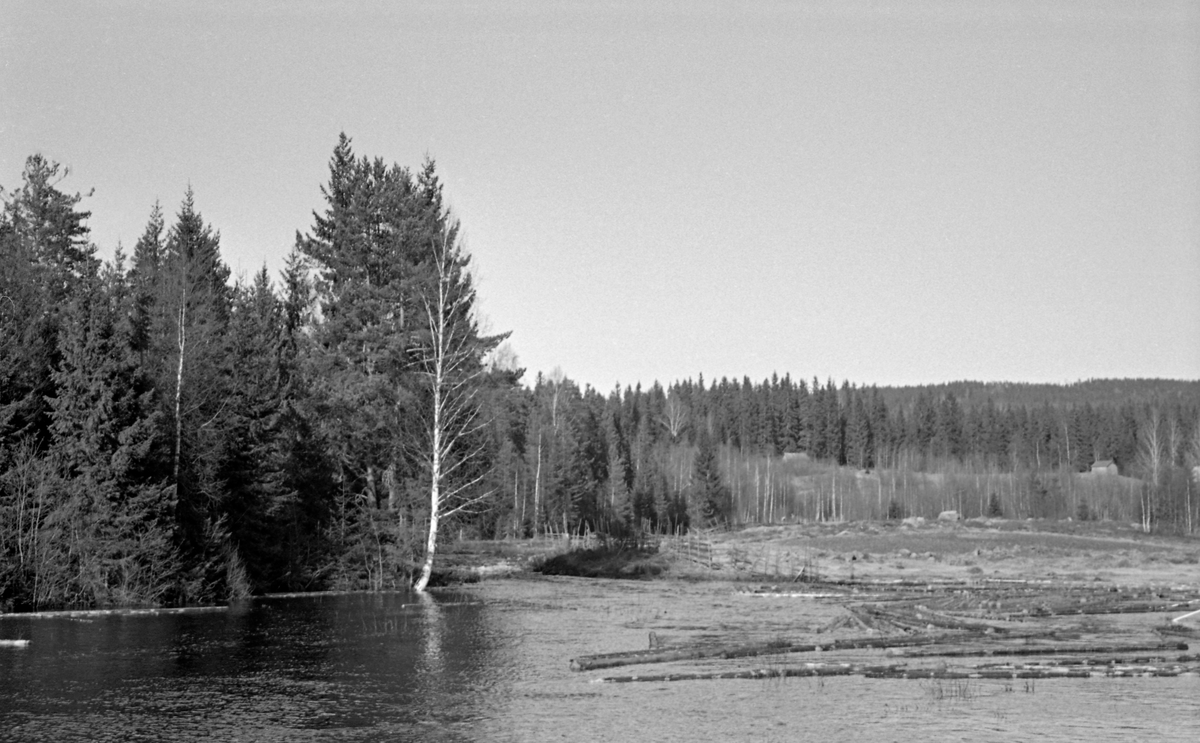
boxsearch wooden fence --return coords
[660,531,821,581]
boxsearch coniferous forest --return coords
[2,137,1199,611]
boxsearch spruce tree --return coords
[693,431,731,527]
[220,269,293,590]
[140,190,239,601]
[128,202,165,363]
[49,265,175,607]
[298,135,432,512]
[300,135,508,588]
[603,398,634,533]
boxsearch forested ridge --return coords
[2,139,1198,611]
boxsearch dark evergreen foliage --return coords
[2,145,1196,610]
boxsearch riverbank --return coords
[506,519,1200,685]
[443,518,1199,588]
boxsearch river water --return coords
[1,577,1196,742]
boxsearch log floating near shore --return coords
[976,653,1200,668]
[1030,601,1195,617]
[868,667,1200,680]
[596,661,1200,683]
[571,632,994,672]
[739,591,845,599]
[597,663,893,683]
[888,641,1189,659]
[0,605,228,620]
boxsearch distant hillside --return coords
[874,378,1200,410]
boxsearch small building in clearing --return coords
[1091,459,1119,476]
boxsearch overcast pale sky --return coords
[3,0,1198,390]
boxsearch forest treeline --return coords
[2,139,1198,611]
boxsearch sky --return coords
[2,0,1198,391]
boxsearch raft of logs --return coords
[571,579,1199,683]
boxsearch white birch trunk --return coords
[533,430,542,537]
[174,304,186,488]
[414,263,448,593]
[412,235,489,592]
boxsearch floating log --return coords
[963,666,1200,679]
[0,639,30,647]
[980,657,1200,671]
[0,605,228,620]
[574,625,1078,671]
[597,662,1200,683]
[570,633,969,672]
[855,605,1005,633]
[740,591,845,599]
[1034,601,1194,617]
[1157,624,1200,638]
[890,641,1188,659]
[597,662,902,683]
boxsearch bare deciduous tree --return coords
[1186,416,1200,534]
[661,392,688,441]
[413,235,494,592]
[1136,409,1165,533]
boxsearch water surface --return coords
[2,579,1196,741]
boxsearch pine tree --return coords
[3,155,96,301]
[0,156,97,446]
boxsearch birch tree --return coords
[413,234,502,591]
[1136,409,1165,533]
[662,392,688,442]
[1187,416,1200,534]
